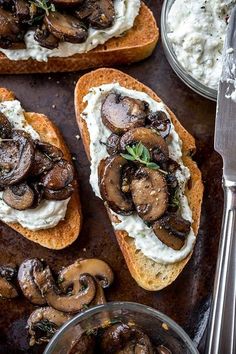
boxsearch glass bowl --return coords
[161,0,217,101]
[44,302,199,354]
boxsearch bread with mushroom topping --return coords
[0,88,82,250]
[74,68,203,291]
[0,3,158,74]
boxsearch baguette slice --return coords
[0,3,158,74]
[75,68,204,291]
[0,88,82,250]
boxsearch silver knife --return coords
[205,7,236,354]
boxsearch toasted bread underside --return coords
[0,3,158,74]
[75,68,204,291]
[0,88,82,250]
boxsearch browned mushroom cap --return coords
[58,258,114,292]
[152,214,191,250]
[0,265,17,280]
[133,328,155,354]
[52,0,84,6]
[130,167,168,222]
[91,282,106,305]
[27,307,71,346]
[34,24,59,50]
[99,323,133,354]
[100,324,155,354]
[120,127,169,163]
[76,0,115,29]
[121,164,136,194]
[99,156,134,215]
[0,8,24,48]
[0,276,18,298]
[41,159,74,190]
[35,140,63,161]
[18,259,46,305]
[69,333,96,354]
[30,150,53,177]
[13,0,30,22]
[3,182,35,210]
[0,265,18,299]
[44,185,74,201]
[146,111,171,139]
[0,112,12,138]
[156,345,172,354]
[101,92,148,134]
[33,262,96,313]
[106,133,120,155]
[0,130,34,186]
[44,12,88,43]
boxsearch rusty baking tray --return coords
[0,1,222,353]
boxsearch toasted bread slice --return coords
[75,68,204,291]
[0,3,158,74]
[0,88,82,250]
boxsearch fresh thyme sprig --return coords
[170,188,180,209]
[121,142,167,174]
[30,0,55,16]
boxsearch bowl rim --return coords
[161,0,217,101]
[44,301,199,354]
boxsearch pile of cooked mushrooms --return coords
[0,258,114,345]
[99,91,192,250]
[68,322,172,354]
[0,112,74,210]
[0,0,115,49]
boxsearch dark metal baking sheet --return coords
[0,1,222,353]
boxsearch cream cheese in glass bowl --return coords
[161,0,236,101]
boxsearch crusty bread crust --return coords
[0,3,158,74]
[0,89,82,250]
[75,68,204,291]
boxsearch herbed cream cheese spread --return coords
[0,100,70,231]
[0,0,141,62]
[82,83,195,264]
[167,0,236,90]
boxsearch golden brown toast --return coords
[0,3,158,74]
[0,88,82,250]
[74,68,204,291]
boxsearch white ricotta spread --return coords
[167,0,236,90]
[82,83,195,264]
[0,100,70,231]
[0,0,140,62]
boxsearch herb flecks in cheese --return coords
[167,0,236,90]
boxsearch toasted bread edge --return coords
[0,3,158,74]
[0,88,82,250]
[74,68,204,291]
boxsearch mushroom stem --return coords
[27,306,71,346]
[58,258,114,290]
[0,265,18,299]
[33,262,97,313]
[18,259,46,305]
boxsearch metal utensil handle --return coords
[206,179,236,354]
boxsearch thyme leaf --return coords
[29,0,55,16]
[169,189,180,208]
[121,142,167,174]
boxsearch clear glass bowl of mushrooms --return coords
[44,302,199,354]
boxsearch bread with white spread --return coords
[75,68,203,291]
[0,2,158,74]
[0,88,82,250]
